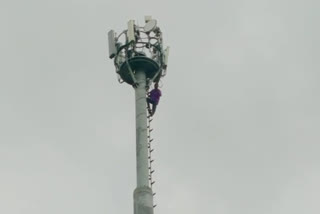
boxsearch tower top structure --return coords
[108,16,169,86]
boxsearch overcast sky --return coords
[1,0,320,214]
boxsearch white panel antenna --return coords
[127,20,136,43]
[163,46,170,66]
[145,16,152,23]
[108,30,117,59]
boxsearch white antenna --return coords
[145,16,152,23]
[144,19,157,33]
[163,46,170,67]
[127,20,136,42]
[108,30,117,59]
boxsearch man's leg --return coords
[146,98,152,115]
[151,103,157,116]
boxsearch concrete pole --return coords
[133,70,154,214]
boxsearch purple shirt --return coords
[150,88,162,104]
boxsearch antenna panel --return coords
[145,16,152,23]
[108,30,117,59]
[127,20,135,43]
[163,46,170,66]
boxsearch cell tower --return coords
[108,16,169,214]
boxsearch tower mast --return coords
[108,17,169,214]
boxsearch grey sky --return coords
[1,0,320,213]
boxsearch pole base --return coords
[133,186,154,214]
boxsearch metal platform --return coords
[118,56,161,85]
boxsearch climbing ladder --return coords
[147,104,157,209]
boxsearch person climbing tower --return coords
[147,82,162,116]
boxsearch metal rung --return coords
[153,193,156,196]
[151,181,155,185]
[150,160,154,163]
[149,129,153,132]
[149,139,154,143]
[150,170,155,174]
[149,119,153,122]
[153,205,157,208]
[150,149,154,153]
